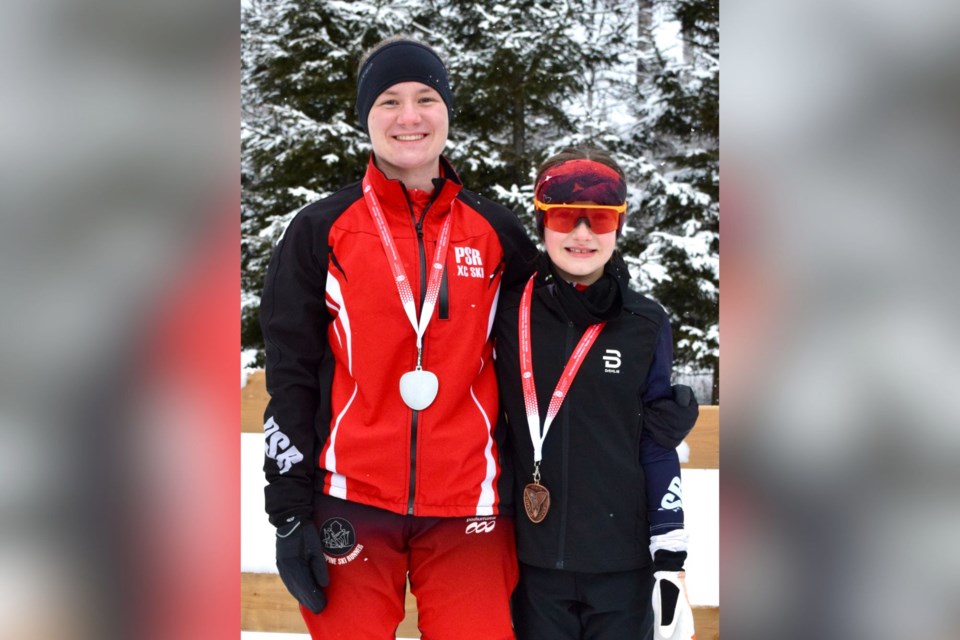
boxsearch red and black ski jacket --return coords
[260,156,537,525]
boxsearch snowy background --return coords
[2,0,959,638]
[241,0,721,403]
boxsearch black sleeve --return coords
[459,190,539,292]
[259,210,331,527]
[498,214,539,293]
[641,315,699,449]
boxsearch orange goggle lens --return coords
[536,201,626,234]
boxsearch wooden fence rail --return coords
[241,370,719,638]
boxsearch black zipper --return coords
[415,219,427,304]
[406,190,438,515]
[408,410,419,515]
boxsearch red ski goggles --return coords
[534,199,627,234]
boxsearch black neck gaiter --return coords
[545,258,624,327]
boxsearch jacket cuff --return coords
[268,505,314,528]
[653,549,687,573]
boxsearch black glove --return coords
[644,384,700,449]
[276,517,329,614]
[672,384,693,408]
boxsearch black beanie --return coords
[355,40,454,134]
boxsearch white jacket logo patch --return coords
[264,416,304,474]
[660,476,684,510]
[454,246,485,278]
[603,349,621,372]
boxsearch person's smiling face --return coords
[543,217,617,286]
[367,81,448,190]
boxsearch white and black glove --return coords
[652,570,696,640]
[650,540,694,640]
[276,517,329,614]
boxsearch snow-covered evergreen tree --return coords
[440,1,629,176]
[618,0,720,401]
[241,0,719,402]
[241,0,429,359]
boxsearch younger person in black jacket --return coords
[495,148,699,640]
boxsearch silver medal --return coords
[399,369,438,410]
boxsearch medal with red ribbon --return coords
[362,177,452,410]
[519,274,605,523]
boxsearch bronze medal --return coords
[522,482,551,523]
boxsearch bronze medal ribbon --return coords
[519,274,604,523]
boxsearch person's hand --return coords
[276,518,329,614]
[644,385,699,448]
[652,570,696,640]
[671,384,693,408]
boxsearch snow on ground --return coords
[241,349,258,387]
[241,432,279,574]
[242,433,719,606]
[681,468,720,606]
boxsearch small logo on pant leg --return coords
[320,517,364,565]
[465,516,497,534]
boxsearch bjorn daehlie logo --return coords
[321,517,364,565]
[454,246,484,278]
[603,349,621,373]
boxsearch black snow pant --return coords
[512,562,655,640]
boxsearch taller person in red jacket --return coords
[260,36,537,639]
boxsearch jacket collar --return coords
[364,155,463,220]
[536,253,626,326]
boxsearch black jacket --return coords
[494,255,697,573]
